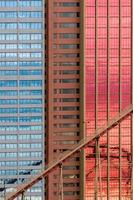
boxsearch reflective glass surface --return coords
[0,0,44,199]
[86,0,132,199]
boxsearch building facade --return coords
[0,1,45,200]
[85,0,133,199]
[46,0,84,199]
[0,0,132,200]
[46,0,133,199]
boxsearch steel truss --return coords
[5,105,133,200]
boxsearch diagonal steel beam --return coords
[5,105,133,200]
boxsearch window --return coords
[19,90,42,96]
[18,134,42,140]
[6,153,17,158]
[31,143,42,148]
[6,144,17,149]
[18,135,30,140]
[59,44,80,49]
[62,79,79,83]
[54,62,79,66]
[59,33,80,39]
[19,125,42,131]
[62,115,79,119]
[57,53,80,58]
[19,70,42,75]
[59,2,80,7]
[0,53,17,58]
[0,126,18,131]
[54,132,79,136]
[6,44,17,49]
[61,88,80,94]
[63,174,79,179]
[19,143,42,149]
[19,152,30,157]
[6,34,17,40]
[0,1,17,7]
[31,152,42,157]
[54,123,79,128]
[19,116,42,122]
[19,99,42,104]
[0,90,18,96]
[19,23,42,29]
[64,191,79,196]
[63,183,79,187]
[19,107,42,113]
[0,23,17,29]
[19,0,42,7]
[31,34,42,40]
[5,161,17,166]
[0,61,17,67]
[62,98,80,102]
[19,52,42,58]
[0,99,18,104]
[0,70,17,76]
[59,12,80,17]
[63,166,79,170]
[19,80,42,87]
[0,108,18,114]
[18,11,42,18]
[59,23,80,28]
[0,117,18,122]
[0,11,17,18]
[6,135,17,140]
[19,144,30,149]
[0,80,17,87]
[62,106,80,111]
[63,70,79,74]
[19,61,42,67]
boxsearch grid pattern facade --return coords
[0,0,132,199]
[0,1,45,200]
[85,0,133,199]
[46,0,82,199]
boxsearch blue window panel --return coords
[19,116,42,122]
[19,80,42,87]
[19,0,42,7]
[19,61,42,67]
[19,125,42,131]
[0,1,17,7]
[0,99,18,104]
[19,90,42,96]
[0,117,18,122]
[0,70,18,76]
[19,70,42,75]
[0,91,18,96]
[0,80,17,87]
[19,99,42,104]
[0,108,18,113]
[19,107,42,113]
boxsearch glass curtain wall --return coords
[85,0,132,199]
[0,1,45,200]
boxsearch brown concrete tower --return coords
[46,0,85,199]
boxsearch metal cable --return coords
[98,142,103,200]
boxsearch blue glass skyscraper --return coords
[0,1,45,199]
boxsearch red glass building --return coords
[85,0,133,199]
